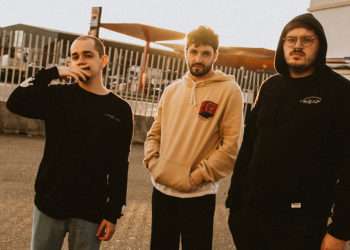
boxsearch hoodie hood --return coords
[183,70,234,88]
[274,13,328,76]
[183,70,235,106]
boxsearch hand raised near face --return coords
[57,65,91,84]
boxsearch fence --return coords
[0,30,272,117]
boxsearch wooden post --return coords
[88,7,102,37]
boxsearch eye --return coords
[189,49,198,56]
[285,36,297,44]
[302,37,315,45]
[202,51,211,57]
[83,52,94,58]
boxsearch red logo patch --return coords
[199,101,218,118]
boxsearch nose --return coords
[193,54,204,63]
[75,55,87,66]
[77,59,86,66]
[294,38,304,48]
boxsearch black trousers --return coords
[151,188,216,250]
[228,207,328,250]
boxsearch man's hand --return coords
[320,233,346,250]
[189,176,200,191]
[57,66,91,84]
[96,219,116,241]
[189,169,203,191]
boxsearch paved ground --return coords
[2,134,350,250]
[0,134,235,250]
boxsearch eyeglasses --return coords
[283,36,317,47]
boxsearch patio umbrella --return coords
[100,23,185,89]
[157,42,275,72]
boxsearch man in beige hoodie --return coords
[144,26,244,250]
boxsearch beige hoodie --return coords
[144,70,244,197]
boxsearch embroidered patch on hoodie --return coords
[299,96,322,104]
[199,101,218,118]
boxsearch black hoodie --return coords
[226,13,350,240]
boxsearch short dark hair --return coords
[186,26,219,51]
[73,35,106,57]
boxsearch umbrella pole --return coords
[139,41,150,92]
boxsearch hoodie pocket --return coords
[151,158,192,192]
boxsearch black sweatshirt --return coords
[6,67,133,224]
[226,13,350,241]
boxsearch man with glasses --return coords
[226,13,350,250]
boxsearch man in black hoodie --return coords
[6,36,133,250]
[226,13,350,250]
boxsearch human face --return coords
[186,44,217,78]
[283,27,319,77]
[70,39,107,83]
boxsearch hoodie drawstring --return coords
[191,84,197,106]
[190,78,197,106]
[185,70,231,106]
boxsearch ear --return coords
[101,55,109,68]
[184,46,189,61]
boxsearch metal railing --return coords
[0,30,272,117]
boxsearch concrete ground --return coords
[0,134,235,250]
[2,134,349,250]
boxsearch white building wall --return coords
[309,0,350,58]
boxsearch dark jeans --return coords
[151,188,216,250]
[228,207,328,250]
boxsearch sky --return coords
[0,0,311,50]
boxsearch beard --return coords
[288,63,314,74]
[287,49,317,75]
[189,63,212,77]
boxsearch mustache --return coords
[290,48,305,56]
[191,63,205,67]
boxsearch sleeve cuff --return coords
[190,168,204,186]
[327,222,350,241]
[35,66,60,86]
[103,205,123,224]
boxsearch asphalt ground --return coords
[0,134,234,250]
